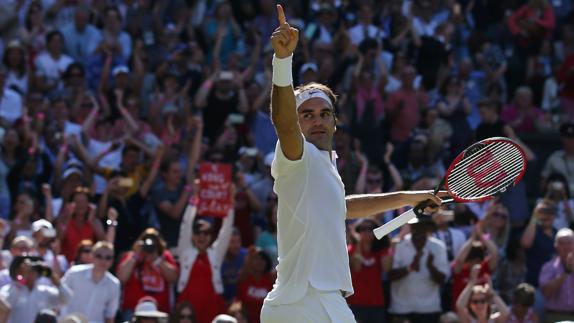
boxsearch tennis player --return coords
[260,5,446,323]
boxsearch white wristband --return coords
[272,54,293,87]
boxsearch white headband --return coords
[295,89,333,110]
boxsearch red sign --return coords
[197,163,233,217]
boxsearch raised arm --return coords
[270,4,303,161]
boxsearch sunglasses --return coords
[94,254,113,261]
[81,248,92,254]
[180,314,194,320]
[194,230,211,236]
[493,212,507,219]
[471,298,487,305]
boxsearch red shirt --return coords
[451,259,491,308]
[346,244,389,307]
[237,273,274,323]
[61,219,96,262]
[118,250,177,313]
[178,252,225,323]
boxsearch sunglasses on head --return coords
[94,254,113,261]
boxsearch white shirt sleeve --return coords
[105,280,120,319]
[270,136,308,179]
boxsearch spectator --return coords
[455,265,509,323]
[480,201,510,253]
[451,223,499,309]
[169,301,196,323]
[521,199,557,286]
[3,40,28,95]
[116,228,179,318]
[59,6,101,62]
[18,2,49,61]
[347,218,391,323]
[31,219,67,278]
[539,228,574,322]
[0,256,72,323]
[540,173,574,230]
[131,297,169,323]
[508,283,539,323]
[495,237,528,303]
[221,229,247,303]
[176,202,235,323]
[71,239,93,266]
[0,65,23,125]
[436,75,472,157]
[61,241,120,323]
[94,6,132,60]
[236,247,274,323]
[33,30,73,94]
[431,208,466,262]
[501,86,545,134]
[388,216,449,323]
[233,170,262,247]
[542,122,574,193]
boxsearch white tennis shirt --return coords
[264,140,353,305]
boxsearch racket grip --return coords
[373,209,417,240]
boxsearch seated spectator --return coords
[176,201,235,323]
[131,297,168,323]
[169,301,196,323]
[455,265,509,323]
[117,228,179,319]
[388,216,449,323]
[0,256,72,323]
[501,86,545,134]
[61,241,120,322]
[451,223,499,309]
[236,247,274,323]
[508,283,538,323]
[521,199,557,287]
[347,218,391,323]
[221,229,247,304]
[539,228,574,322]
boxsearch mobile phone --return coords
[227,113,245,125]
[118,177,134,188]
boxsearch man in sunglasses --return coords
[61,241,120,323]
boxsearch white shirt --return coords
[0,280,72,323]
[61,264,120,323]
[433,227,467,260]
[390,236,449,314]
[33,52,73,81]
[264,140,353,305]
[0,88,23,124]
[347,24,385,45]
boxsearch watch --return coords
[106,219,118,227]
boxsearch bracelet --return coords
[272,54,293,87]
[106,219,118,227]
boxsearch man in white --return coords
[61,241,120,323]
[0,256,72,323]
[260,5,445,323]
[389,217,449,323]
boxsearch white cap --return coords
[299,62,318,74]
[32,219,56,238]
[134,301,168,318]
[212,314,238,323]
[112,65,129,76]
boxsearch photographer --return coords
[540,173,574,230]
[0,256,71,323]
[116,228,178,321]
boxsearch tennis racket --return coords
[373,137,527,239]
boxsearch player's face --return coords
[298,98,336,151]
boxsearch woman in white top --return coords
[2,40,29,95]
[456,265,510,323]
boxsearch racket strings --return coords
[447,141,525,200]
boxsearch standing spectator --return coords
[0,66,23,125]
[94,6,132,60]
[116,228,179,318]
[31,219,67,278]
[495,237,528,303]
[3,40,29,95]
[347,218,391,323]
[61,241,120,323]
[176,201,235,323]
[521,199,557,287]
[221,229,247,304]
[17,2,49,61]
[539,228,574,322]
[0,256,72,323]
[236,247,274,323]
[33,31,74,94]
[435,75,472,157]
[455,265,509,323]
[542,122,574,193]
[508,283,539,323]
[59,6,101,62]
[389,217,449,323]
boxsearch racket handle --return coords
[373,209,416,240]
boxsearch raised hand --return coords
[270,5,299,59]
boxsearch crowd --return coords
[0,0,573,323]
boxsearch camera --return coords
[30,261,52,277]
[142,238,158,254]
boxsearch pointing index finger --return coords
[277,4,286,25]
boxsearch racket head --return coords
[444,137,527,203]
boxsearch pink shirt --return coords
[501,105,543,133]
[539,257,574,312]
[386,89,428,142]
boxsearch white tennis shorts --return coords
[260,287,356,323]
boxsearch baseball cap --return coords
[560,123,574,138]
[32,219,57,238]
[112,65,129,77]
[239,146,258,157]
[299,62,318,75]
[212,314,238,323]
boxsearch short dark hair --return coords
[513,283,535,306]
